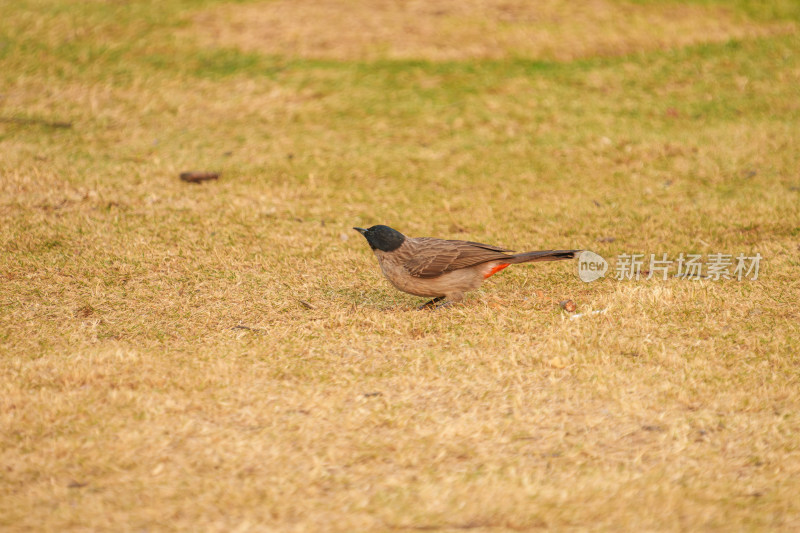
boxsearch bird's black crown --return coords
[354,225,406,252]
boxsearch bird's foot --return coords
[417,296,445,310]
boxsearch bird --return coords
[353,225,579,308]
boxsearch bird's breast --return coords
[373,250,488,297]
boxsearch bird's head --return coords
[353,225,406,252]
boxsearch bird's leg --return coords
[418,296,445,310]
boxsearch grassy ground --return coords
[2,0,800,530]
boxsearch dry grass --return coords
[2,0,800,531]
[192,0,796,61]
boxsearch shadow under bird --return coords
[354,225,579,308]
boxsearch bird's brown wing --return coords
[403,238,514,279]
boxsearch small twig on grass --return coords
[180,171,220,183]
[297,299,315,310]
[231,324,263,332]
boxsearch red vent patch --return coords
[484,263,510,279]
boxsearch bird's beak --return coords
[353,227,367,235]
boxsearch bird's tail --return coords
[506,250,580,264]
